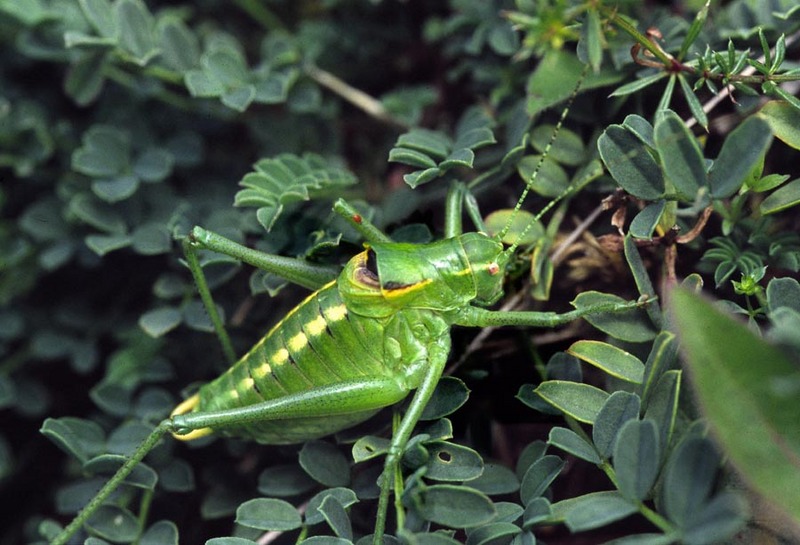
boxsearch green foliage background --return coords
[2,0,800,544]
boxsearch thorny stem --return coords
[50,421,171,545]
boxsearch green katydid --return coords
[49,82,653,545]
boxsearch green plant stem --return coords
[134,489,155,545]
[602,7,672,66]
[103,65,200,113]
[50,421,171,545]
[232,0,287,31]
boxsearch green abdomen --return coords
[194,283,393,443]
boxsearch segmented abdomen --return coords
[193,281,393,443]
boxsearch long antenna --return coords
[500,63,590,254]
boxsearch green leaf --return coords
[319,495,352,540]
[623,235,663,329]
[527,381,609,424]
[235,498,301,531]
[206,47,249,86]
[613,419,660,501]
[681,492,748,545]
[467,463,520,496]
[759,100,800,150]
[464,522,520,545]
[598,125,665,200]
[133,148,173,182]
[91,175,139,203]
[521,497,551,529]
[485,210,543,246]
[708,116,773,198]
[623,115,656,148]
[592,391,641,460]
[660,435,721,527]
[654,110,706,199]
[749,173,789,193]
[140,521,178,545]
[640,332,678,409]
[185,70,225,97]
[85,505,140,542]
[573,291,657,343]
[657,74,676,112]
[642,370,681,456]
[40,417,105,464]
[85,233,132,256]
[610,73,668,98]
[670,288,800,523]
[258,464,317,497]
[420,377,470,420]
[299,440,350,488]
[305,488,358,525]
[516,154,569,198]
[131,223,171,255]
[139,307,182,338]
[106,420,154,455]
[630,201,665,239]
[80,0,117,39]
[158,17,200,71]
[760,178,800,214]
[388,148,438,169]
[84,455,158,490]
[677,74,708,130]
[234,153,357,231]
[581,8,603,73]
[453,127,496,151]
[548,427,600,464]
[352,436,390,463]
[530,125,586,167]
[404,167,442,188]
[222,85,256,112]
[767,278,800,314]
[116,0,159,65]
[395,129,451,159]
[158,459,195,492]
[441,147,475,170]
[560,491,638,532]
[567,340,645,384]
[207,539,257,545]
[300,537,352,545]
[527,49,623,115]
[418,485,496,528]
[425,441,483,482]
[72,125,130,177]
[64,51,107,106]
[519,455,564,505]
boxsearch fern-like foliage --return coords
[234,153,358,231]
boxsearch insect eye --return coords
[366,249,379,279]
[488,262,500,275]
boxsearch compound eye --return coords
[366,249,379,278]
[356,248,380,287]
[488,262,500,275]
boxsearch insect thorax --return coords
[338,233,506,317]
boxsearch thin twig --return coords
[304,64,409,130]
